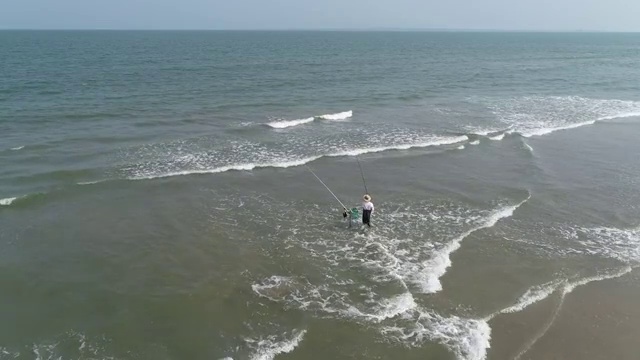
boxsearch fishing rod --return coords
[306,165,347,209]
[356,156,369,195]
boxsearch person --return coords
[362,194,374,227]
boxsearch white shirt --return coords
[362,201,374,211]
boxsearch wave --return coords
[419,194,530,293]
[265,110,353,129]
[128,136,467,180]
[457,145,465,150]
[266,117,314,129]
[381,309,491,360]
[318,110,353,121]
[326,136,468,157]
[469,140,480,145]
[245,330,306,360]
[489,133,505,141]
[0,197,18,206]
[10,146,25,151]
[515,120,596,138]
[598,111,640,121]
[488,266,633,322]
[131,156,321,180]
[482,96,640,139]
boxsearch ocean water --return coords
[1,31,640,360]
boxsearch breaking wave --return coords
[126,135,467,180]
[265,110,353,129]
[245,330,307,360]
[0,197,18,206]
[318,110,353,121]
[266,117,315,129]
[419,194,530,293]
[479,96,640,138]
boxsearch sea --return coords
[1,31,640,360]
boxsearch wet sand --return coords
[489,268,640,360]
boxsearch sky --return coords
[1,0,639,31]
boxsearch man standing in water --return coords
[362,194,374,227]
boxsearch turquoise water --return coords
[1,31,640,360]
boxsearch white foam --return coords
[563,266,633,294]
[328,136,468,157]
[508,267,633,359]
[0,197,17,206]
[496,279,564,317]
[382,309,491,360]
[266,117,314,129]
[357,292,417,322]
[318,110,353,121]
[490,266,633,322]
[470,140,480,145]
[598,111,640,121]
[131,156,321,180]
[10,146,24,151]
[457,145,465,150]
[77,180,108,185]
[517,120,596,138]
[247,330,306,360]
[523,142,534,154]
[128,136,467,180]
[485,96,640,139]
[489,133,505,141]
[419,194,530,293]
[576,226,640,263]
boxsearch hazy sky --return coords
[2,0,639,31]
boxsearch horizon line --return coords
[1,28,639,33]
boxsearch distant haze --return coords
[1,0,639,31]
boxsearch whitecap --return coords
[418,194,530,293]
[318,110,353,121]
[0,197,17,206]
[266,117,314,129]
[246,330,306,360]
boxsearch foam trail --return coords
[470,140,480,145]
[598,111,640,121]
[355,292,417,323]
[77,180,108,185]
[10,146,24,151]
[517,120,596,138]
[0,197,18,206]
[318,110,353,121]
[420,194,530,293]
[130,136,468,180]
[523,142,534,154]
[563,266,633,294]
[489,133,505,141]
[511,267,633,360]
[328,136,468,157]
[267,117,314,129]
[131,156,321,180]
[382,310,491,360]
[247,330,306,360]
[491,279,565,318]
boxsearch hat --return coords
[363,194,371,201]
